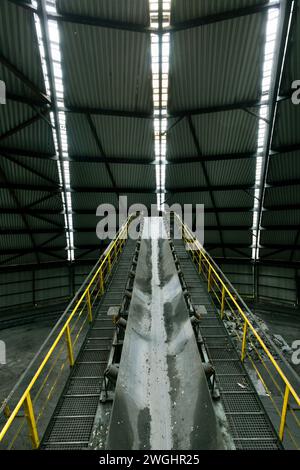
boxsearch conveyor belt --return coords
[106,217,223,450]
[40,239,137,450]
[173,238,282,450]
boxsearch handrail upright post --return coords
[87,289,93,323]
[108,252,111,273]
[221,286,225,319]
[208,265,212,292]
[99,270,104,295]
[198,252,202,273]
[24,392,39,449]
[279,385,290,441]
[241,320,248,362]
[65,324,74,366]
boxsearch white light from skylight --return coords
[251,4,279,261]
[33,0,74,261]
[149,0,171,212]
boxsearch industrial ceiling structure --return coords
[0,0,299,307]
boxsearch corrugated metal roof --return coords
[225,247,252,258]
[167,118,197,159]
[66,114,100,156]
[72,192,118,210]
[0,213,25,229]
[2,119,55,154]
[57,0,150,26]
[0,234,32,250]
[1,0,299,273]
[74,232,100,247]
[192,109,258,155]
[60,22,152,111]
[0,1,46,96]
[264,186,300,206]
[0,189,16,208]
[125,193,156,208]
[259,249,291,262]
[261,230,297,246]
[0,156,56,186]
[272,100,300,148]
[0,253,40,266]
[206,159,255,185]
[204,231,221,244]
[166,163,208,188]
[204,212,218,226]
[92,115,154,159]
[222,231,251,244]
[213,190,254,208]
[169,192,213,208]
[280,1,300,95]
[171,0,267,23]
[112,164,155,189]
[219,212,253,226]
[268,151,300,182]
[11,189,56,208]
[262,209,300,226]
[74,214,99,229]
[0,101,34,135]
[168,14,265,111]
[70,162,113,187]
[25,213,64,230]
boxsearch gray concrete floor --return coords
[0,320,56,405]
[0,303,70,449]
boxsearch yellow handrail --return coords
[175,213,300,445]
[0,216,132,448]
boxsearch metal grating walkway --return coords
[40,240,137,450]
[173,239,282,450]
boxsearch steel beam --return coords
[169,2,279,32]
[187,115,225,257]
[47,11,153,34]
[0,146,258,164]
[0,53,50,104]
[65,105,152,119]
[0,163,40,264]
[0,152,57,185]
[6,91,50,109]
[169,99,261,118]
[9,0,279,34]
[86,114,118,194]
[0,111,47,141]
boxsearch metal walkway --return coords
[173,238,282,450]
[40,239,137,450]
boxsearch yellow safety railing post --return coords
[279,385,290,441]
[221,286,225,319]
[99,270,104,295]
[4,403,11,419]
[208,265,212,292]
[86,288,93,323]
[108,252,112,273]
[24,393,39,449]
[65,324,74,367]
[241,320,248,362]
[198,252,202,273]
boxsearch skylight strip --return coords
[251,3,280,261]
[149,0,171,212]
[32,0,74,261]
